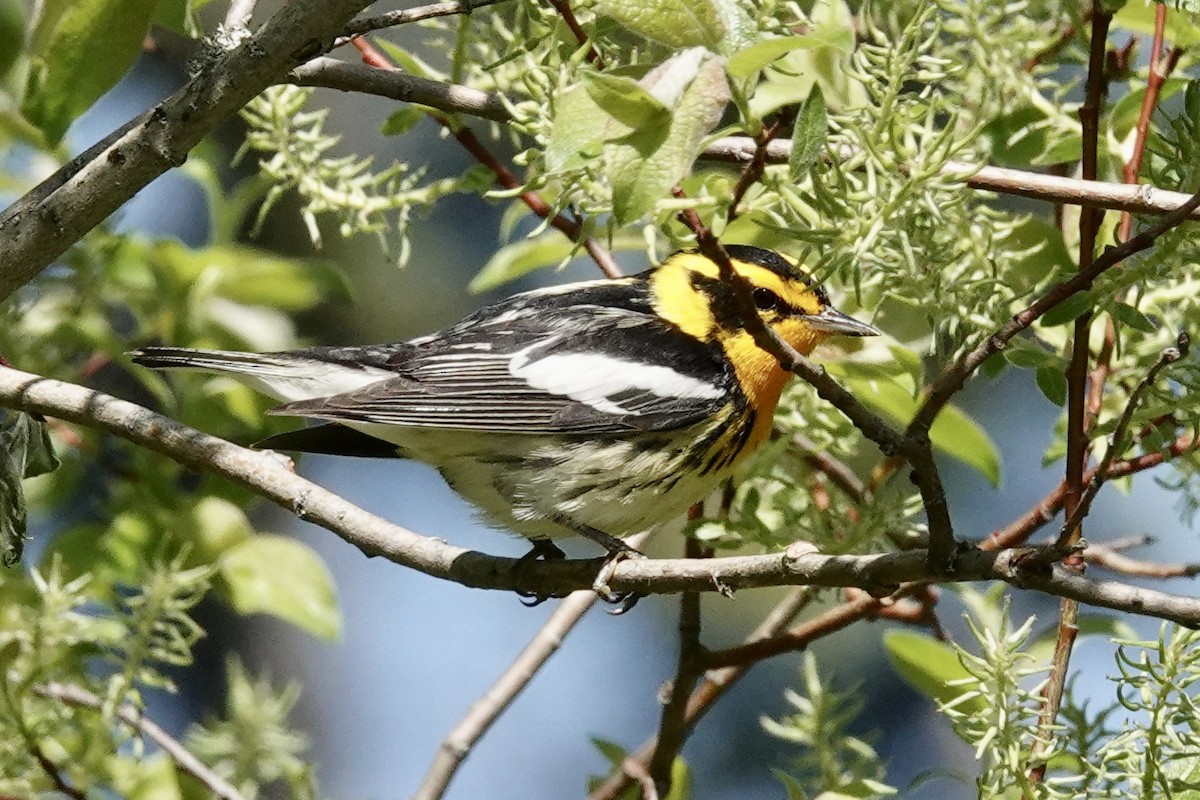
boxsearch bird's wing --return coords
[273,309,733,435]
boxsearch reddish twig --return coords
[647,537,707,795]
[1022,9,1092,72]
[1033,9,1113,784]
[349,37,622,278]
[545,0,605,68]
[726,121,783,223]
[588,587,816,800]
[1084,543,1200,579]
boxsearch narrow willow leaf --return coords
[381,107,426,136]
[1039,292,1094,327]
[1109,302,1158,332]
[788,87,827,182]
[470,232,645,293]
[0,0,24,78]
[727,33,848,79]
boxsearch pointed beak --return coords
[806,308,881,337]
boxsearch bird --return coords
[129,245,879,610]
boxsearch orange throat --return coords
[724,322,825,458]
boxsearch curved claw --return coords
[512,539,568,607]
[593,549,645,615]
[519,593,551,608]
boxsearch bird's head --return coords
[648,244,879,407]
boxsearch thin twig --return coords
[29,739,85,800]
[1084,543,1200,579]
[290,58,510,121]
[414,587,599,799]
[699,138,1200,221]
[647,538,706,794]
[1022,9,1090,72]
[1059,334,1190,541]
[341,0,512,39]
[793,434,866,504]
[36,682,246,800]
[1032,9,1113,784]
[348,36,622,279]
[588,587,815,800]
[545,0,605,68]
[726,121,783,223]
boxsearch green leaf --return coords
[788,87,827,182]
[728,35,832,79]
[217,535,341,640]
[843,378,1002,486]
[469,231,645,293]
[1039,292,1094,327]
[381,107,426,136]
[0,410,61,567]
[1035,366,1068,406]
[1109,302,1158,332]
[373,38,445,81]
[546,83,608,173]
[605,50,730,224]
[982,105,1081,168]
[773,770,808,800]
[1111,77,1189,140]
[0,0,25,78]
[593,0,726,49]
[583,72,671,128]
[883,630,985,715]
[187,497,253,565]
[1114,2,1200,47]
[22,0,163,144]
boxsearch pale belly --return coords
[347,418,745,543]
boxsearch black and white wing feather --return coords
[274,284,733,435]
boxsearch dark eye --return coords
[753,287,781,311]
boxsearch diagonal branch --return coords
[0,0,377,303]
[36,682,246,800]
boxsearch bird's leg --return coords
[513,539,567,607]
[552,515,646,614]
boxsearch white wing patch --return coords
[510,350,722,415]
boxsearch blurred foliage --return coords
[2,0,1200,795]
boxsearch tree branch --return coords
[35,682,247,800]
[290,58,511,122]
[413,586,608,800]
[275,65,1200,225]
[3,367,1199,623]
[0,0,376,303]
[341,0,513,39]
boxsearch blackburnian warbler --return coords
[130,245,878,608]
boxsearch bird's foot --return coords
[594,549,646,616]
[513,539,566,607]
